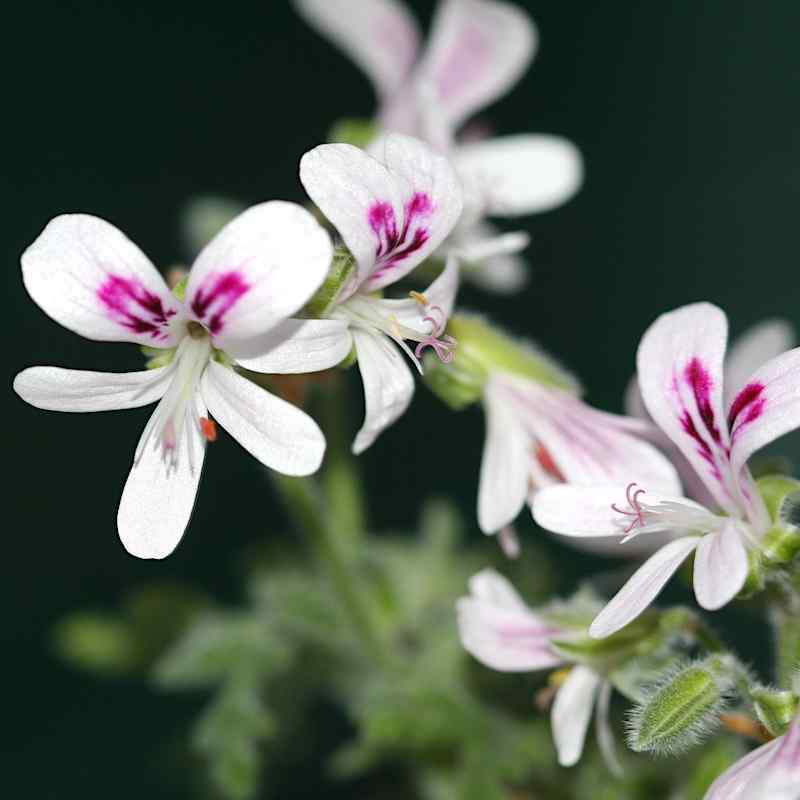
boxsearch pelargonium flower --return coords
[534,303,800,638]
[704,710,800,799]
[457,569,622,772]
[426,314,680,536]
[14,203,351,559]
[299,133,463,453]
[295,0,583,292]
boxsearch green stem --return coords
[274,472,388,668]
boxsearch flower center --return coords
[136,327,213,472]
[334,292,457,373]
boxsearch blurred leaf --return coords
[52,613,139,675]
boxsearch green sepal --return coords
[755,475,800,565]
[328,117,379,149]
[172,274,188,301]
[751,685,799,736]
[304,246,355,318]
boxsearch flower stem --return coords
[274,473,387,667]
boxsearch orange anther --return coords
[200,417,218,442]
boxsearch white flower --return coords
[477,356,681,537]
[14,203,351,559]
[534,303,800,638]
[299,133,463,453]
[704,711,800,799]
[295,0,583,292]
[457,569,621,773]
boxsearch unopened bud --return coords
[627,656,735,754]
[751,686,799,737]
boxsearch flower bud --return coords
[751,686,799,737]
[627,656,735,754]
[423,313,580,410]
[756,475,800,566]
[304,246,356,318]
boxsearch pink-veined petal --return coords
[14,366,172,413]
[201,361,325,476]
[588,537,701,638]
[724,319,795,407]
[703,739,782,800]
[300,135,463,295]
[185,202,333,351]
[747,713,800,799]
[417,0,537,127]
[117,394,206,559]
[551,665,602,767]
[532,485,708,538]
[229,319,353,374]
[637,303,742,516]
[294,0,420,100]
[21,214,182,346]
[457,569,563,672]
[478,377,531,534]
[351,328,415,454]
[693,521,748,611]
[496,376,681,497]
[455,134,583,219]
[728,346,800,474]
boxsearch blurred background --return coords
[5,0,800,796]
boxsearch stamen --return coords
[409,290,428,306]
[200,417,218,442]
[611,482,647,534]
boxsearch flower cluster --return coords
[17,0,800,798]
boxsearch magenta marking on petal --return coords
[684,358,722,444]
[367,192,434,281]
[728,382,766,442]
[97,275,177,341]
[190,270,250,335]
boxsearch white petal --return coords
[637,302,741,515]
[21,214,182,346]
[728,346,800,473]
[457,569,562,672]
[230,319,353,374]
[450,220,529,293]
[456,135,583,218]
[725,319,795,407]
[185,202,333,351]
[417,0,537,127]
[588,537,701,638]
[595,681,623,777]
[478,378,530,533]
[748,714,800,799]
[693,522,748,610]
[704,739,782,800]
[294,0,420,99]
[300,135,463,293]
[351,328,415,454]
[201,361,325,476]
[532,485,706,537]
[117,396,206,559]
[551,665,602,767]
[14,366,171,412]
[365,254,460,335]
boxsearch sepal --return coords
[751,685,799,737]
[304,246,355,317]
[328,117,379,149]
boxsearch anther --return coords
[200,417,218,442]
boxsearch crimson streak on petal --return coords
[97,275,177,341]
[368,192,433,280]
[728,382,766,441]
[190,271,250,335]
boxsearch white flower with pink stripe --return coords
[704,711,800,799]
[458,569,621,773]
[295,0,583,292]
[14,203,351,559]
[299,133,463,453]
[534,302,800,638]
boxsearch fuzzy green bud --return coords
[756,475,800,566]
[304,246,356,318]
[423,313,580,410]
[328,117,379,149]
[751,686,799,737]
[627,656,735,754]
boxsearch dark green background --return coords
[5,1,800,796]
